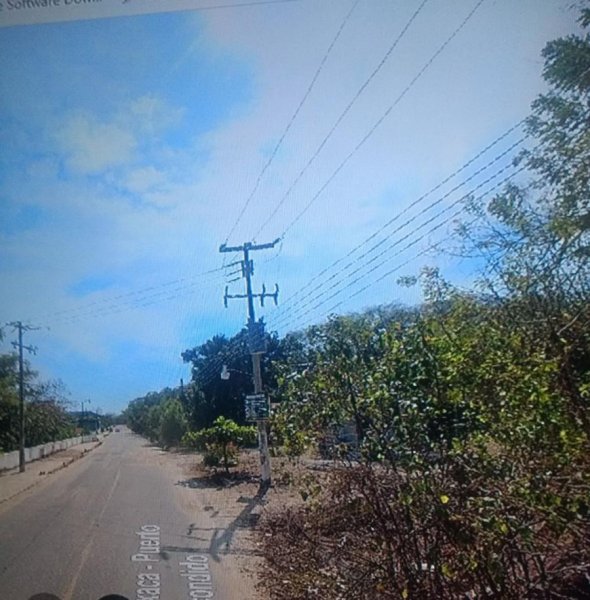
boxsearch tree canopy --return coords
[0,352,76,452]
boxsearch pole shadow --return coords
[208,482,269,562]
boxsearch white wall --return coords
[0,435,96,471]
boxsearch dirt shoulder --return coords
[166,447,315,599]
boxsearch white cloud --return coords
[128,94,185,135]
[1,0,584,411]
[54,93,185,176]
[56,113,136,173]
[125,166,167,193]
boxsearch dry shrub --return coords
[258,454,590,599]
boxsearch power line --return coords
[222,0,362,248]
[269,163,525,331]
[253,0,432,240]
[270,129,526,322]
[266,69,590,329]
[272,163,520,329]
[187,115,587,382]
[318,230,458,320]
[185,170,523,385]
[185,176,507,386]
[32,267,225,321]
[49,275,224,326]
[189,49,590,389]
[189,177,536,385]
[291,168,526,332]
[311,179,539,326]
[268,145,524,329]
[257,0,486,241]
[27,267,226,326]
[195,168,530,387]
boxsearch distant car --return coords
[114,427,120,432]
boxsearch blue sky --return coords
[0,0,583,413]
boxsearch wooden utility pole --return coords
[220,239,280,487]
[8,321,39,473]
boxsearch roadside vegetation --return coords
[258,13,590,599]
[125,12,589,598]
[182,416,257,472]
[0,350,77,453]
[0,330,124,454]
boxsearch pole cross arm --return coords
[224,259,243,268]
[258,284,279,307]
[7,321,41,333]
[247,238,280,251]
[224,284,279,308]
[224,286,250,308]
[219,243,244,253]
[219,238,280,254]
[11,342,37,355]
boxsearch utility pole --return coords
[8,321,39,473]
[220,239,280,487]
[81,399,91,429]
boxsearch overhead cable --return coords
[35,270,226,327]
[222,0,362,247]
[270,130,526,322]
[257,0,486,241]
[270,162,524,331]
[253,0,432,239]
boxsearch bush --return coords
[270,410,310,458]
[182,416,257,472]
[202,442,239,468]
[259,451,590,600]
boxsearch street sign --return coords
[245,394,269,421]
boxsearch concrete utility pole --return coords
[220,239,280,487]
[8,321,39,473]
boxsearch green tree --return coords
[182,333,251,428]
[124,387,184,440]
[182,416,256,473]
[182,327,285,429]
[273,312,398,456]
[260,10,590,598]
[0,353,20,452]
[0,353,75,452]
[456,7,590,435]
[159,398,187,448]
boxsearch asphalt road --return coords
[0,429,258,600]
